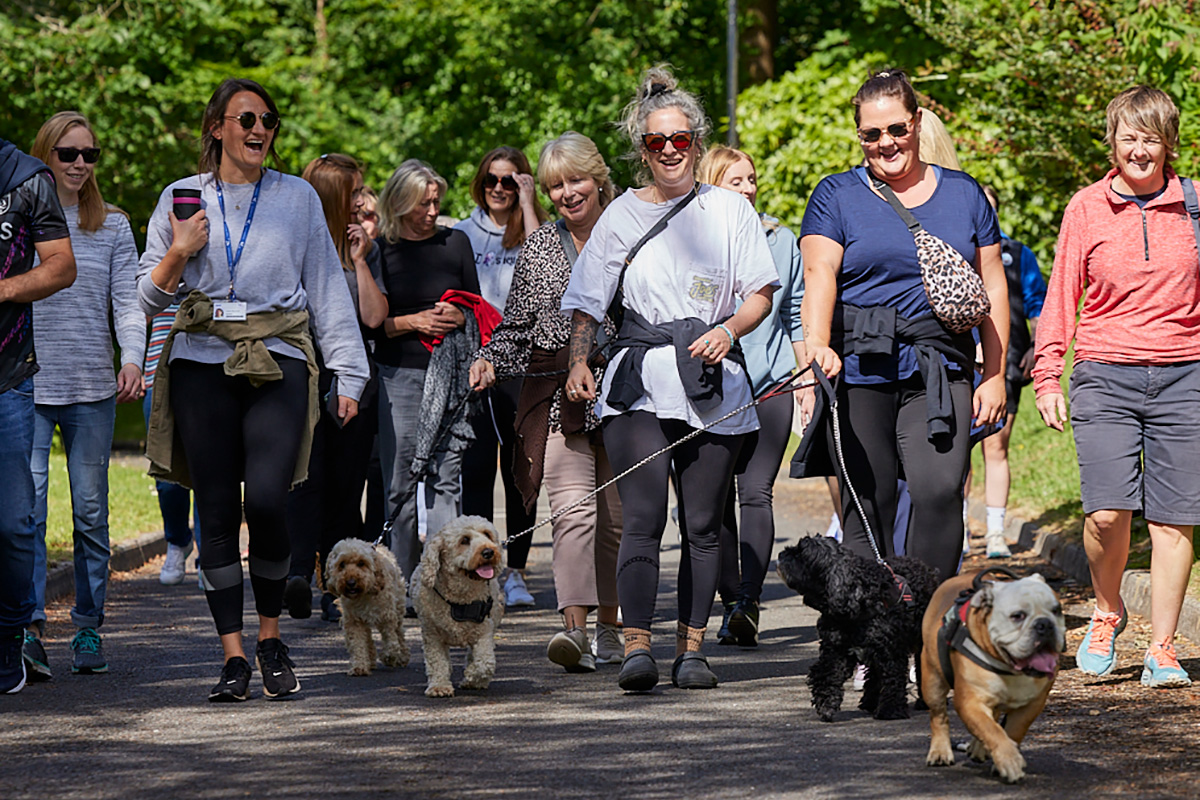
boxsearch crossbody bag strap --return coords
[609,183,699,315]
[556,218,579,267]
[869,172,923,233]
[1181,177,1200,260]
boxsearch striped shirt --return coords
[32,203,145,404]
[143,304,177,388]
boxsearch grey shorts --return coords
[1069,360,1200,523]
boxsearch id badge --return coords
[213,300,248,321]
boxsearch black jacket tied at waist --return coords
[836,304,975,439]
[606,308,746,414]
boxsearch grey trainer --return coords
[547,627,595,673]
[592,622,625,665]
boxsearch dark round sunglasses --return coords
[641,129,696,153]
[484,173,519,191]
[225,111,280,130]
[52,147,101,164]
[857,117,914,144]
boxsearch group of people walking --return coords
[0,64,1195,700]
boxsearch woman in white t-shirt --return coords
[561,66,779,693]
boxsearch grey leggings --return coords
[826,374,972,585]
[603,411,745,631]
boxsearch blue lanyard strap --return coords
[214,171,265,301]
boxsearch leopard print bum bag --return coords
[871,174,990,334]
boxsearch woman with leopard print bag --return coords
[799,69,1009,587]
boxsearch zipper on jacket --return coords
[1141,207,1149,260]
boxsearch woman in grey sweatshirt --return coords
[137,78,369,703]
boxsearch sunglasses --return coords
[857,117,914,144]
[225,111,280,130]
[484,173,519,192]
[52,147,101,164]
[641,129,696,153]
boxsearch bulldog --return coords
[920,569,1066,783]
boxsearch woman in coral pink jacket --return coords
[1034,86,1199,689]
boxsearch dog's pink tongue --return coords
[475,565,495,580]
[1016,651,1059,674]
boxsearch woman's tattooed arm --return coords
[569,310,600,370]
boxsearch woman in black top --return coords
[374,159,480,585]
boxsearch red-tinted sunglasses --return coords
[641,129,696,153]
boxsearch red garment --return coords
[1033,167,1200,397]
[419,289,502,352]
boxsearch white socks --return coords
[986,505,1006,535]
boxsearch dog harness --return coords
[434,587,494,624]
[937,567,1023,684]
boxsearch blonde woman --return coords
[470,132,624,672]
[698,146,805,648]
[562,66,779,692]
[26,111,144,679]
[374,159,480,588]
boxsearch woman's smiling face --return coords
[213,91,275,177]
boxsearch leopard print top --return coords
[475,221,615,433]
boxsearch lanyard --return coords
[214,171,265,301]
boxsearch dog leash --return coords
[499,367,815,548]
[814,363,913,606]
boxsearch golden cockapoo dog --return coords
[410,515,505,697]
[325,538,410,676]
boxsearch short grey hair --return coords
[378,159,448,243]
[619,65,711,186]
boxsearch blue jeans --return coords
[143,390,200,550]
[30,396,115,630]
[0,379,37,637]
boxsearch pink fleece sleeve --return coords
[1032,195,1088,397]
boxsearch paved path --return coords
[2,477,1194,799]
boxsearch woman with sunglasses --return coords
[562,66,779,692]
[138,78,370,702]
[282,153,388,622]
[469,131,625,673]
[697,145,806,649]
[455,147,549,608]
[22,112,144,679]
[800,69,1007,588]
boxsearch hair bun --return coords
[647,82,670,99]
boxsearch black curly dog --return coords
[777,535,939,722]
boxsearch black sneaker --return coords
[320,592,341,623]
[70,627,108,674]
[256,638,300,699]
[22,630,52,682]
[1,633,27,694]
[716,601,737,646]
[727,598,760,648]
[208,656,252,702]
[283,576,313,619]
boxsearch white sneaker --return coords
[160,543,193,585]
[962,527,971,557]
[503,571,535,607]
[852,663,868,691]
[985,532,1011,559]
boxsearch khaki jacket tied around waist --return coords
[146,290,319,489]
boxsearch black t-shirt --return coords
[373,227,480,370]
[0,171,70,393]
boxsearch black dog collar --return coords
[434,587,494,624]
[937,568,1030,683]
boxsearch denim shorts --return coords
[1069,360,1200,523]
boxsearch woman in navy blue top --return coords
[800,70,1008,585]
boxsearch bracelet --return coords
[715,323,736,345]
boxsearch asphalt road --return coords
[2,477,1195,800]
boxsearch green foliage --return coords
[1,0,731,237]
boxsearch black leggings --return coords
[171,358,309,636]
[461,380,537,569]
[826,374,972,585]
[717,390,793,604]
[603,411,745,631]
[285,377,376,582]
